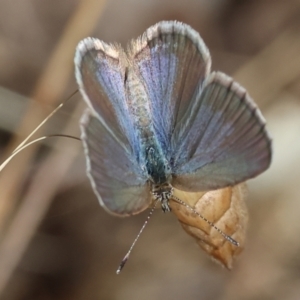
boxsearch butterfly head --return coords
[152,182,173,212]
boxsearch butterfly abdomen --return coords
[125,66,170,184]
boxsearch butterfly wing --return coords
[171,72,272,191]
[75,38,141,161]
[75,39,151,216]
[128,21,211,158]
[128,21,271,190]
[80,110,152,216]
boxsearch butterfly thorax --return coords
[125,66,170,184]
[152,183,173,212]
[145,146,169,183]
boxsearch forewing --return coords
[128,21,211,157]
[172,72,272,191]
[75,38,140,160]
[81,110,151,216]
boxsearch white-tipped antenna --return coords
[171,195,239,247]
[116,200,159,274]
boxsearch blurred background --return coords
[0,0,300,299]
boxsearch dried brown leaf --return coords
[170,183,248,269]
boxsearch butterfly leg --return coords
[152,183,173,213]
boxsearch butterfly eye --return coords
[170,183,248,269]
[164,164,171,173]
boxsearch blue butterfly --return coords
[75,21,272,216]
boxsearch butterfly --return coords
[74,20,272,217]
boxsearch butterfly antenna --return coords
[116,200,159,274]
[171,195,239,246]
[13,90,78,154]
[0,134,80,172]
